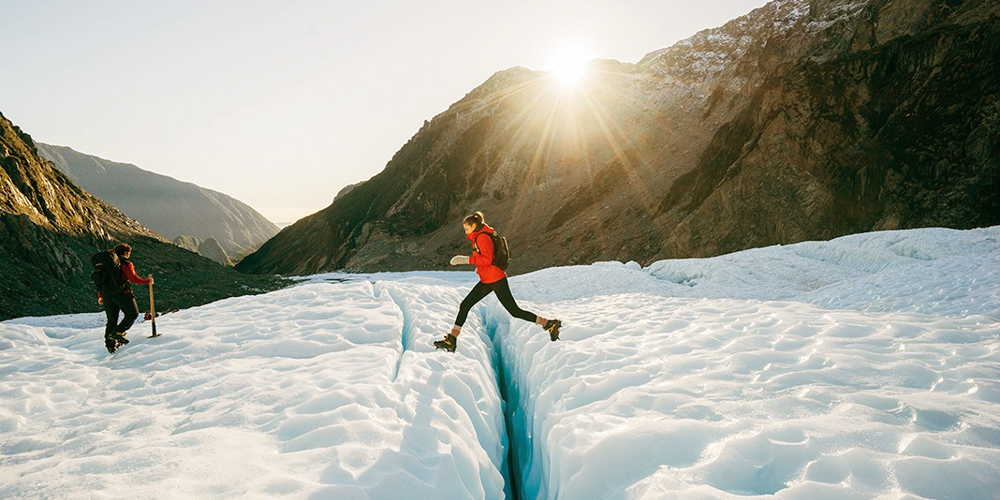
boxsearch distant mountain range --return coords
[237,0,1000,276]
[1,112,286,320]
[37,144,279,264]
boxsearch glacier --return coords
[2,226,999,499]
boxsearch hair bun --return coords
[463,211,486,228]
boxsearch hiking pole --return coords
[149,276,159,338]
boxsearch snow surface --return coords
[2,226,999,499]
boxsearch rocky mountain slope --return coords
[1,112,286,321]
[237,0,999,276]
[37,144,279,263]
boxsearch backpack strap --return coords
[473,233,489,255]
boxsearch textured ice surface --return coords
[1,279,507,499]
[2,226,999,499]
[500,227,1000,499]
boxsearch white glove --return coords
[450,255,470,266]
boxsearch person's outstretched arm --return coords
[122,262,152,285]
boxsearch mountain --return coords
[36,144,279,263]
[0,112,286,321]
[237,0,1000,276]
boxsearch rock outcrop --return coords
[236,0,999,276]
[171,235,235,266]
[37,143,279,262]
[333,182,364,203]
[173,235,201,254]
[198,238,234,267]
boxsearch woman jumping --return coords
[434,211,561,353]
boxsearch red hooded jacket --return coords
[468,225,506,284]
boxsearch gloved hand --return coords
[450,255,470,266]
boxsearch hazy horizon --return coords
[1,0,770,224]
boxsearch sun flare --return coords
[548,44,591,87]
[553,61,587,86]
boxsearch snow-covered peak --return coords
[637,0,874,79]
[638,0,811,76]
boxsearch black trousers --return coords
[104,293,139,338]
[454,278,537,327]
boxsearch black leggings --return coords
[104,293,139,338]
[454,278,537,327]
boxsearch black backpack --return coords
[487,232,511,271]
[490,233,511,271]
[91,250,124,298]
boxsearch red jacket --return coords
[121,262,152,288]
[469,225,506,284]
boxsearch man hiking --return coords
[97,243,153,353]
[434,211,561,353]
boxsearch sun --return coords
[552,59,588,86]
[548,44,591,87]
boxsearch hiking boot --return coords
[544,319,562,341]
[434,333,457,353]
[105,336,118,353]
[105,332,129,353]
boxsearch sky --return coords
[1,0,770,224]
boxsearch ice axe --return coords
[149,276,159,338]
